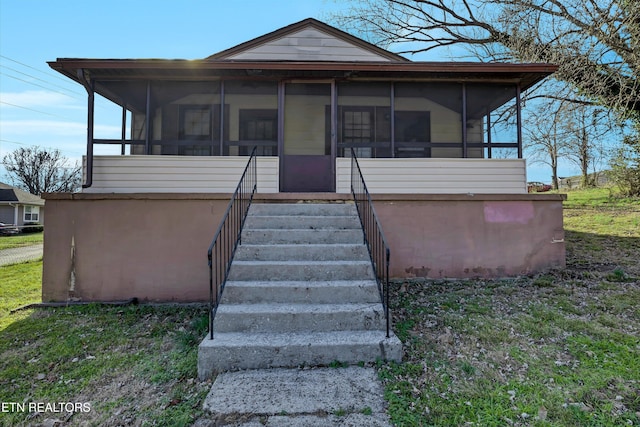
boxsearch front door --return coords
[281,82,333,192]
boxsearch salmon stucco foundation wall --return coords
[42,193,231,302]
[42,193,565,302]
[372,194,566,278]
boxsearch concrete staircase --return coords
[198,202,402,379]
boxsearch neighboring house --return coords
[0,182,45,227]
[42,18,565,302]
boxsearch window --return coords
[394,111,431,158]
[180,106,211,139]
[239,109,278,156]
[178,105,213,156]
[24,206,39,222]
[342,108,374,158]
[337,82,391,158]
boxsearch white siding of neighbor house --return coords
[83,156,279,193]
[226,28,393,62]
[335,158,527,194]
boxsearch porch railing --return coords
[350,148,391,338]
[207,146,257,340]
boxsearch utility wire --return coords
[0,55,80,87]
[0,57,111,110]
[0,101,76,120]
[0,138,27,146]
[0,64,85,97]
[0,139,85,156]
[0,72,82,101]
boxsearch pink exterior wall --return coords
[42,193,565,302]
[42,194,230,302]
[371,194,565,278]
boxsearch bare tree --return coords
[524,99,568,190]
[3,146,81,195]
[525,88,613,189]
[562,106,612,187]
[333,0,640,126]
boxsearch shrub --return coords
[22,222,44,233]
[608,137,640,197]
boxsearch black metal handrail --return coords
[350,148,391,338]
[207,146,257,339]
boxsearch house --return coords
[0,182,44,230]
[42,18,565,302]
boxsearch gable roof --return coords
[206,18,409,63]
[47,16,557,111]
[0,182,45,206]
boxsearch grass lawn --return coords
[382,188,640,426]
[0,188,638,426]
[0,260,42,330]
[0,232,44,250]
[562,187,640,276]
[0,261,210,426]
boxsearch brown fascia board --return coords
[49,58,557,73]
[48,59,557,91]
[204,18,409,62]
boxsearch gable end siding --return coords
[225,28,394,62]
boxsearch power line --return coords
[0,138,27,146]
[0,101,76,120]
[0,139,85,156]
[0,55,80,87]
[0,57,114,111]
[0,63,85,98]
[0,72,83,102]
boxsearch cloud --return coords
[0,90,82,109]
[0,119,119,137]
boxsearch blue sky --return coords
[0,0,565,183]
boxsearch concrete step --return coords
[227,260,375,281]
[249,203,356,217]
[244,215,360,230]
[221,280,380,304]
[234,243,369,262]
[241,228,363,245]
[197,201,400,381]
[197,330,403,376]
[202,367,392,426]
[213,303,385,333]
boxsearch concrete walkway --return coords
[197,367,392,426]
[0,244,43,266]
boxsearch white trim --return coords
[24,205,40,222]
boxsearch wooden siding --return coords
[84,156,279,193]
[226,28,393,62]
[336,158,527,194]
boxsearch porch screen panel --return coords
[284,83,331,155]
[150,81,221,156]
[93,80,147,155]
[90,88,134,155]
[226,81,278,156]
[466,84,518,159]
[395,82,461,158]
[337,82,390,158]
